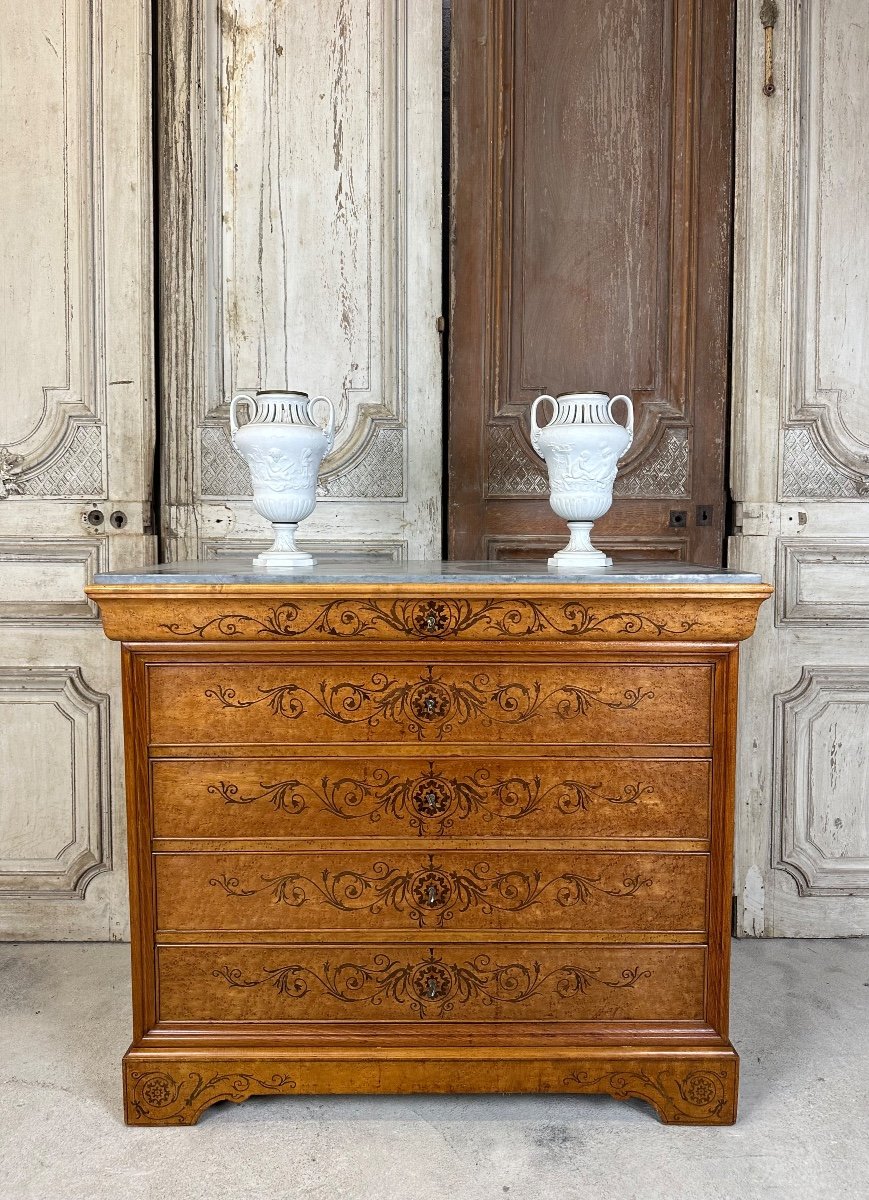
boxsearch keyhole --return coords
[424,697,436,715]
[109,510,127,529]
[427,884,438,906]
[425,790,437,811]
[426,977,438,999]
[425,612,438,631]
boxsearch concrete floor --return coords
[0,941,867,1200]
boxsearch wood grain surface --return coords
[88,575,770,1125]
[150,754,712,841]
[154,849,707,934]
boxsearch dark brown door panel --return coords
[449,0,734,563]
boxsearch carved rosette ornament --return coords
[562,1066,733,1124]
[127,1068,297,1126]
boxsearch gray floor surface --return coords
[0,939,867,1200]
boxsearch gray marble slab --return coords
[94,557,763,586]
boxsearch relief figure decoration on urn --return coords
[530,391,633,570]
[230,389,335,568]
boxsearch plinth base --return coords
[123,1044,739,1127]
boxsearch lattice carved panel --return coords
[486,426,689,500]
[781,427,865,500]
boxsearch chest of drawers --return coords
[89,560,770,1126]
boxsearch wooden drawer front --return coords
[157,943,705,1023]
[155,851,708,934]
[151,756,711,841]
[147,661,712,747]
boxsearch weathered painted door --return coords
[449,0,735,563]
[158,1,442,561]
[0,2,154,937]
[731,1,869,935]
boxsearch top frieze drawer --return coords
[146,659,713,748]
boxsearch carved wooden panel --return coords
[773,668,869,895]
[449,0,734,562]
[0,1,153,938]
[731,1,869,935]
[158,0,442,559]
[777,540,869,625]
[0,668,110,899]
[780,2,869,497]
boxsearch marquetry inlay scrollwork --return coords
[128,1069,296,1126]
[563,1066,730,1122]
[208,856,653,928]
[209,765,654,835]
[160,597,697,640]
[213,949,652,1019]
[204,666,654,739]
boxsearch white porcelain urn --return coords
[530,390,633,570]
[230,389,335,568]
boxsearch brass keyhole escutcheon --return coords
[424,697,436,714]
[425,612,438,631]
[425,790,438,811]
[426,977,439,999]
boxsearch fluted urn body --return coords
[230,390,335,568]
[530,391,633,569]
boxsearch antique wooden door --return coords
[448,1,735,563]
[158,1,443,562]
[731,1,869,936]
[0,1,154,937]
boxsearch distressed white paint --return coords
[161,0,442,560]
[731,0,869,935]
[0,2,154,938]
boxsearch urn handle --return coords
[308,395,336,454]
[230,392,257,438]
[530,394,557,456]
[608,394,634,450]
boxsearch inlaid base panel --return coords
[123,1045,739,1127]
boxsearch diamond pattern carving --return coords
[201,425,404,500]
[321,428,404,498]
[201,427,251,498]
[613,429,689,499]
[487,427,548,497]
[20,424,104,498]
[781,427,864,499]
[487,425,689,499]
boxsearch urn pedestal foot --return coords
[549,521,612,571]
[253,523,315,569]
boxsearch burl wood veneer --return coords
[88,561,770,1126]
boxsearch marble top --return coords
[94,558,763,586]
